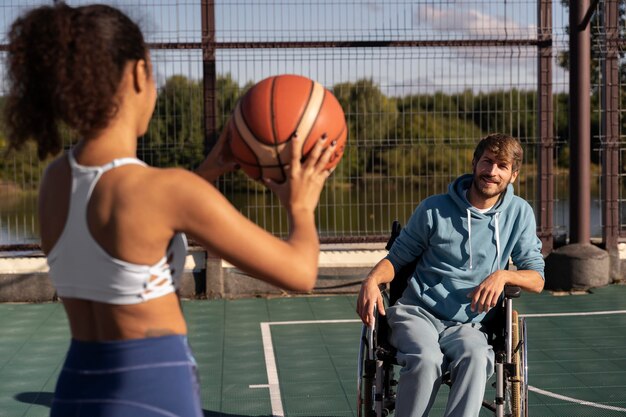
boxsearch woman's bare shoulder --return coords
[144,166,220,195]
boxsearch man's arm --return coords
[358,203,430,325]
[469,200,546,314]
[468,269,544,313]
[356,258,396,327]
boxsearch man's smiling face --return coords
[471,150,519,200]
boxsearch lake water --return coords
[0,190,604,246]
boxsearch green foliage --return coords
[558,1,626,86]
[216,73,243,127]
[333,79,399,146]
[141,75,204,168]
[0,141,48,190]
[379,144,474,190]
[0,74,579,193]
[332,79,399,181]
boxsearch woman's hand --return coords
[195,122,239,182]
[263,132,334,214]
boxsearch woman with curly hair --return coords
[5,3,334,416]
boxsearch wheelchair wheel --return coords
[357,325,374,417]
[357,291,396,417]
[510,310,528,417]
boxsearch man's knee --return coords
[450,344,494,378]
[398,349,444,377]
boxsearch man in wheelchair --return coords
[357,134,545,417]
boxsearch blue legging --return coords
[51,335,203,417]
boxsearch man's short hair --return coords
[473,133,523,172]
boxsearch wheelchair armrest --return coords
[504,285,521,299]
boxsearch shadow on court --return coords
[14,392,277,417]
[14,392,53,408]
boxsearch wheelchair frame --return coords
[357,222,529,417]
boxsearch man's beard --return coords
[472,175,508,200]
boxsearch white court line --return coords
[521,309,626,318]
[523,309,626,413]
[260,322,285,417]
[259,319,360,417]
[257,312,626,417]
[528,385,626,413]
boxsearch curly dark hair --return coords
[4,2,148,160]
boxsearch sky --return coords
[0,1,570,95]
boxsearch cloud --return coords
[416,4,535,38]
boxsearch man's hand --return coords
[356,258,396,327]
[356,277,385,328]
[467,270,508,313]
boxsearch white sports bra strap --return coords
[68,151,147,173]
[101,157,147,172]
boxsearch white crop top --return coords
[47,152,188,304]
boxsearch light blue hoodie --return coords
[386,173,545,323]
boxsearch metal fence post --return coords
[537,0,554,255]
[601,0,620,277]
[569,0,592,244]
[201,0,224,297]
[201,0,218,154]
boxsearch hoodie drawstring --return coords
[466,209,501,271]
[494,212,501,268]
[466,209,472,269]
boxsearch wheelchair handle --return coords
[367,303,376,360]
[504,285,521,299]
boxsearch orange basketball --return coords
[229,74,347,182]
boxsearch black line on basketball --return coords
[233,110,261,172]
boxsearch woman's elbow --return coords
[282,264,318,292]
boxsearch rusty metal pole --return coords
[201,0,218,152]
[537,0,554,255]
[545,0,609,292]
[569,0,591,244]
[601,0,619,250]
[200,0,224,298]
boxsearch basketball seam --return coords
[269,76,281,182]
[232,103,262,180]
[294,81,325,164]
[294,79,317,140]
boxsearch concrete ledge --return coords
[0,273,56,302]
[0,244,385,301]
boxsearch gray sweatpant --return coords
[386,300,495,417]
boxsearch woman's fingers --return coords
[300,134,326,169]
[300,134,335,175]
[289,132,304,168]
[314,140,335,172]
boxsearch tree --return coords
[332,79,399,181]
[558,1,626,88]
[141,75,204,168]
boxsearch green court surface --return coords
[1,285,626,417]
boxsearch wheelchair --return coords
[357,221,528,417]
